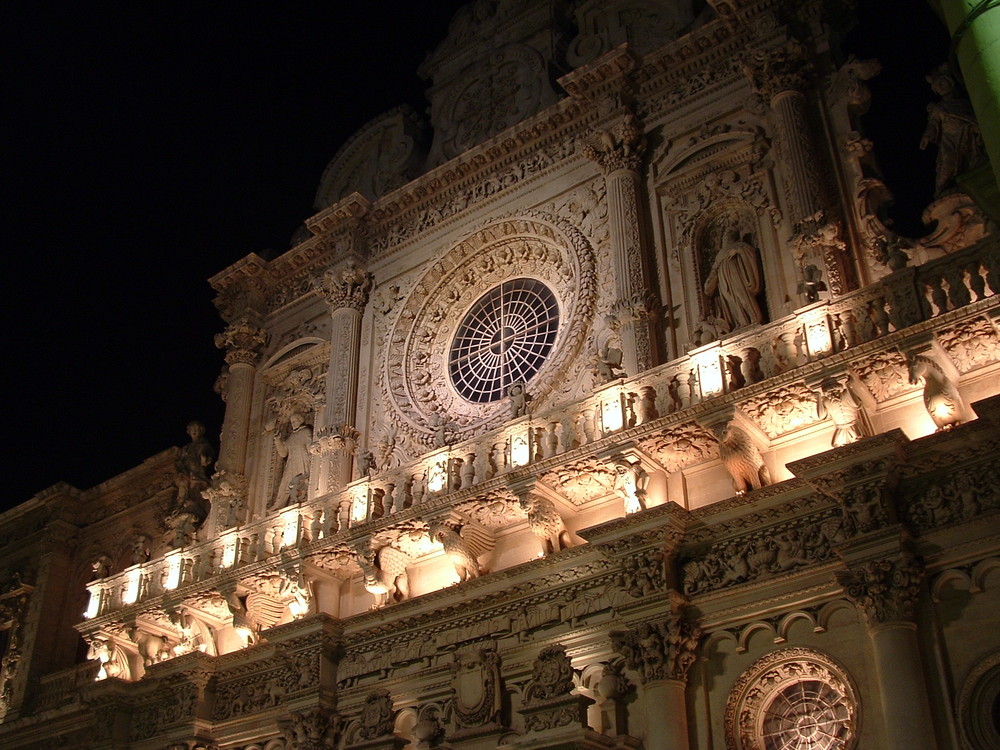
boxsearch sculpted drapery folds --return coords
[703,218,765,331]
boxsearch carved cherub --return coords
[508,381,528,419]
[814,376,870,447]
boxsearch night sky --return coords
[3,1,948,508]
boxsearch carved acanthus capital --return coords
[280,707,342,750]
[741,39,812,102]
[310,425,360,456]
[580,112,645,174]
[836,553,924,627]
[214,319,269,366]
[318,261,374,312]
[610,612,702,684]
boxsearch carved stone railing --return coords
[84,235,998,624]
[32,661,100,713]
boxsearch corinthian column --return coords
[314,261,373,492]
[836,553,938,750]
[582,112,659,376]
[610,611,701,750]
[214,319,269,474]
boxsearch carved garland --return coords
[381,212,598,447]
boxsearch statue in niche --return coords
[269,409,313,509]
[920,65,984,196]
[703,218,765,331]
[174,420,214,522]
[814,376,871,447]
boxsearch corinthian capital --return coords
[836,553,924,627]
[317,261,374,312]
[741,39,812,101]
[580,113,645,174]
[214,319,269,366]
[610,612,702,684]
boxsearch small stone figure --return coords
[356,545,409,608]
[797,264,827,304]
[612,459,649,515]
[691,316,731,347]
[716,422,771,495]
[357,449,377,478]
[508,381,528,419]
[726,354,746,391]
[594,315,625,383]
[429,411,451,448]
[704,218,765,331]
[174,420,215,523]
[130,536,150,566]
[920,65,985,196]
[907,353,966,431]
[270,410,313,510]
[814,377,870,447]
[429,521,495,582]
[519,493,573,556]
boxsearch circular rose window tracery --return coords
[381,214,596,447]
[449,279,559,403]
[725,648,859,750]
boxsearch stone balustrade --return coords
[83,235,999,627]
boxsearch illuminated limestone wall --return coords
[1,1,1000,749]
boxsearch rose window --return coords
[726,649,859,750]
[760,679,854,750]
[449,278,559,403]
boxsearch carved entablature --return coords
[740,381,818,438]
[379,213,597,450]
[566,0,698,66]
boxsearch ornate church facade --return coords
[2,1,999,749]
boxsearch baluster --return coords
[924,275,948,316]
[945,266,971,309]
[967,262,988,301]
[460,455,475,489]
[542,422,559,457]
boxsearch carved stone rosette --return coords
[610,612,702,684]
[836,553,925,627]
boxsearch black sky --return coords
[2,1,948,507]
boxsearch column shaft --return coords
[642,679,689,750]
[218,360,255,474]
[869,622,938,750]
[771,89,825,227]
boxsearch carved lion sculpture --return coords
[519,494,573,556]
[356,545,409,608]
[717,423,771,496]
[429,521,495,582]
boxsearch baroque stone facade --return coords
[2,2,1000,750]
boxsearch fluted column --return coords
[837,553,938,750]
[610,611,701,750]
[582,112,659,376]
[743,40,824,230]
[214,319,269,474]
[315,262,373,492]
